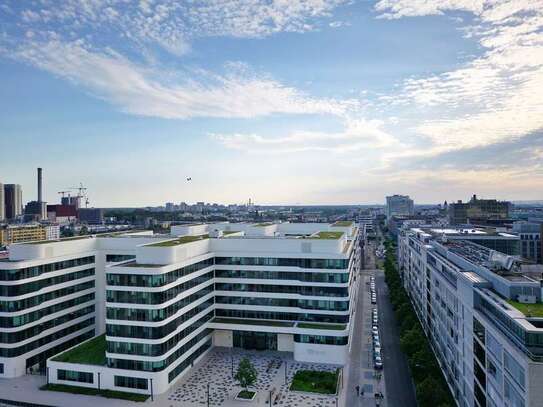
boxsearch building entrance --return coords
[233,331,277,351]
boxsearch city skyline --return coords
[1,1,542,206]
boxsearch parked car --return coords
[371,297,377,304]
[372,326,379,335]
[373,316,378,324]
[373,339,381,348]
[374,359,383,370]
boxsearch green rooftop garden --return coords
[507,300,543,318]
[290,369,339,395]
[253,222,274,227]
[332,221,354,227]
[297,322,346,330]
[211,317,295,327]
[223,231,241,235]
[309,231,344,240]
[147,234,209,247]
[53,334,106,366]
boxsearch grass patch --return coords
[41,384,148,402]
[253,223,273,227]
[223,231,241,235]
[507,300,543,317]
[290,370,338,395]
[237,390,256,399]
[309,231,344,240]
[297,322,346,330]
[53,335,106,366]
[211,317,295,327]
[147,234,209,247]
[332,221,353,227]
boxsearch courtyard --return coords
[161,347,342,407]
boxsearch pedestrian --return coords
[356,385,360,396]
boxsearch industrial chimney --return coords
[37,167,43,203]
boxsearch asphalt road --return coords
[376,270,418,407]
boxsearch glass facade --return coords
[215,282,348,297]
[106,285,213,322]
[0,268,95,297]
[215,269,349,283]
[0,281,95,312]
[167,339,212,383]
[57,369,94,383]
[215,309,350,324]
[107,258,213,287]
[114,375,148,390]
[107,272,213,304]
[294,334,348,345]
[215,257,347,269]
[215,296,349,311]
[0,256,95,281]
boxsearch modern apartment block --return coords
[0,224,60,247]
[385,194,414,219]
[399,227,543,407]
[0,222,360,396]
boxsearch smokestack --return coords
[37,167,43,203]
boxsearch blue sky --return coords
[0,0,542,207]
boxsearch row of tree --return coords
[383,239,455,407]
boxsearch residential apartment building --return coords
[1,222,360,396]
[399,227,543,407]
[385,195,414,220]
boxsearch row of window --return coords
[107,299,214,339]
[215,257,347,269]
[0,268,95,297]
[215,283,349,298]
[215,296,349,311]
[294,334,348,345]
[107,258,213,287]
[0,293,95,328]
[106,286,213,322]
[0,318,94,357]
[0,256,95,281]
[0,281,95,313]
[107,329,212,372]
[107,311,213,356]
[57,369,94,384]
[106,254,136,263]
[215,309,350,324]
[106,272,213,304]
[0,305,94,344]
[215,269,349,283]
[168,339,212,383]
[114,375,148,390]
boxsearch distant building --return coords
[0,182,4,222]
[0,223,58,246]
[385,194,414,219]
[4,184,22,220]
[24,200,47,221]
[448,195,511,224]
[513,221,543,264]
[47,204,78,224]
[78,208,104,224]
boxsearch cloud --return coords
[213,118,397,153]
[375,0,543,152]
[9,38,356,120]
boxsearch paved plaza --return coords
[162,347,342,407]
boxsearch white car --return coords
[372,327,379,335]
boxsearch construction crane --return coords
[58,190,71,198]
[67,183,90,208]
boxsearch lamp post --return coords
[207,382,210,407]
[284,360,287,385]
[150,378,154,401]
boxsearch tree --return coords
[416,376,451,407]
[400,327,425,357]
[235,358,258,389]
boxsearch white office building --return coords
[386,194,414,219]
[399,227,543,407]
[1,222,360,396]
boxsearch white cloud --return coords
[213,118,397,153]
[9,38,356,120]
[375,0,543,152]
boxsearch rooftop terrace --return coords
[507,300,543,318]
[309,231,344,240]
[332,221,353,227]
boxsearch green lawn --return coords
[332,221,353,227]
[309,231,344,240]
[507,300,543,317]
[53,335,106,365]
[41,384,148,402]
[290,370,338,395]
[253,223,273,227]
[147,234,209,247]
[237,390,256,399]
[211,318,295,327]
[223,231,241,235]
[297,322,346,330]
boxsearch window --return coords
[114,375,148,390]
[0,363,4,374]
[57,369,94,383]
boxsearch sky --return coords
[0,0,542,207]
